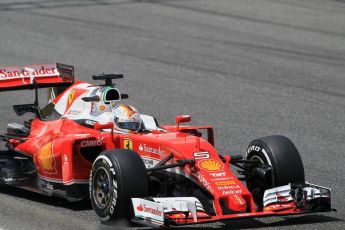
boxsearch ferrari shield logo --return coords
[124,138,133,150]
[68,89,75,104]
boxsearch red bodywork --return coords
[9,112,305,223]
[0,65,321,225]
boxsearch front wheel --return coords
[90,149,149,221]
[245,135,305,209]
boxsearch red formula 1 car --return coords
[0,63,332,227]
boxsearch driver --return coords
[112,104,142,133]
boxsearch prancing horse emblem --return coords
[124,138,133,150]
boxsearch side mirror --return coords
[94,122,113,130]
[176,115,191,131]
[82,95,100,102]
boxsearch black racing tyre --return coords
[245,135,305,208]
[90,149,149,221]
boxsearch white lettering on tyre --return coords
[247,145,272,166]
[247,145,261,153]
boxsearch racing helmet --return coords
[112,104,141,133]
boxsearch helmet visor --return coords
[117,121,140,131]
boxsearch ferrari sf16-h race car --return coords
[0,63,332,227]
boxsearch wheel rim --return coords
[92,167,112,209]
[250,155,264,164]
[248,154,273,186]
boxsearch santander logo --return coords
[138,143,165,156]
[137,204,144,211]
[136,204,162,216]
[0,66,57,79]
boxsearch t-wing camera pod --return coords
[81,73,129,103]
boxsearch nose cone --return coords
[195,159,254,214]
[224,195,247,212]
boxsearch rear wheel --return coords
[245,135,305,209]
[90,149,149,221]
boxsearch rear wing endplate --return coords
[0,63,74,91]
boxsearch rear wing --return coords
[0,63,74,91]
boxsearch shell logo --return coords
[198,160,223,172]
[38,142,57,174]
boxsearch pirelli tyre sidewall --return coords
[245,135,305,206]
[90,149,149,221]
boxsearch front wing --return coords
[131,183,332,227]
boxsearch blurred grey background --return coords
[0,0,344,229]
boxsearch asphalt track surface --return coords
[0,0,344,229]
